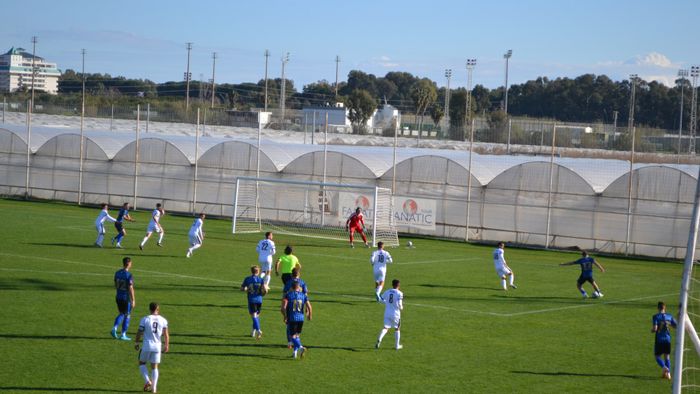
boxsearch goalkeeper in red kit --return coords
[346,207,369,248]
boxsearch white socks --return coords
[152,368,159,392]
[509,274,515,286]
[139,365,150,383]
[158,233,164,243]
[501,279,507,290]
[140,237,148,247]
[264,274,271,286]
[378,328,388,343]
[96,234,104,246]
[395,331,401,348]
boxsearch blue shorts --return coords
[248,302,262,315]
[116,298,131,315]
[577,274,594,286]
[655,341,671,356]
[288,321,304,336]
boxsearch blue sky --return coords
[2,0,698,89]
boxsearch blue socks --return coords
[656,356,665,368]
[116,233,124,243]
[252,316,260,331]
[665,358,671,370]
[113,314,124,329]
[286,325,292,342]
[292,337,302,350]
[122,315,130,334]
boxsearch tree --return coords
[411,78,437,136]
[429,104,444,127]
[346,89,377,134]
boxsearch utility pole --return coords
[444,69,452,133]
[690,66,699,155]
[612,110,618,147]
[628,74,638,143]
[185,42,193,111]
[210,52,217,109]
[30,36,37,110]
[280,52,290,126]
[264,49,270,112]
[503,49,512,115]
[335,55,341,100]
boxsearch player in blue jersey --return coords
[282,267,308,295]
[281,280,313,359]
[111,257,136,340]
[560,251,605,299]
[240,265,268,339]
[112,203,134,249]
[652,301,677,380]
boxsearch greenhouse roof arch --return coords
[603,165,698,203]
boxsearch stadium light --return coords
[280,52,290,126]
[503,50,513,115]
[678,69,689,157]
[465,59,477,127]
[185,42,193,111]
[690,66,699,155]
[444,69,452,133]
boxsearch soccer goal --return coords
[232,176,399,247]
[674,166,700,393]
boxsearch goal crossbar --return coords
[232,176,399,247]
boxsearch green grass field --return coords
[0,199,683,393]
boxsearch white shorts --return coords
[96,223,105,234]
[189,234,202,246]
[373,268,387,283]
[383,314,401,329]
[139,349,161,364]
[147,223,162,234]
[259,256,273,272]
[496,266,512,278]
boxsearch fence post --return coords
[545,124,557,249]
[192,108,200,214]
[507,118,512,153]
[625,126,636,255]
[110,104,114,131]
[466,119,475,241]
[2,96,5,123]
[25,99,32,199]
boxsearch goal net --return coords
[232,176,399,247]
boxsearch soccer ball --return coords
[406,241,413,248]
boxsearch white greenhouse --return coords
[0,124,696,259]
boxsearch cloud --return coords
[375,55,399,68]
[624,52,675,68]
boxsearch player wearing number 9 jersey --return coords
[370,242,393,301]
[135,302,169,394]
[281,281,312,359]
[377,279,403,350]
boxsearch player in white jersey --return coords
[493,242,516,291]
[94,203,117,247]
[186,213,205,258]
[139,203,165,250]
[135,302,169,393]
[256,232,276,286]
[370,242,393,301]
[376,279,403,350]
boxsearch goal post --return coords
[232,176,399,247]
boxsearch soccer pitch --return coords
[0,199,681,393]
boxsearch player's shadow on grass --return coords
[0,333,114,341]
[162,302,244,309]
[419,283,498,291]
[27,242,102,249]
[311,299,359,306]
[0,387,132,392]
[511,370,657,381]
[171,350,292,361]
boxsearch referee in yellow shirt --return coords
[275,245,301,286]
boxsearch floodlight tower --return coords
[280,52,290,125]
[210,52,217,108]
[444,69,452,131]
[628,74,638,138]
[264,49,270,112]
[690,66,699,155]
[465,59,477,124]
[335,55,341,100]
[503,50,513,115]
[678,69,689,154]
[30,36,37,108]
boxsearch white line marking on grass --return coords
[0,253,236,284]
[503,292,678,317]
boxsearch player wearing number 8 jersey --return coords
[256,232,276,286]
[370,242,393,301]
[135,302,169,393]
[377,279,403,350]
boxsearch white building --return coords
[0,47,61,94]
[302,102,401,133]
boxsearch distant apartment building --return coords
[0,47,60,94]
